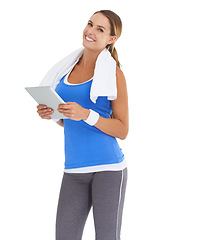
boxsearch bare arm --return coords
[94,67,129,140]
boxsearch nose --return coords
[86,27,95,35]
[87,30,93,36]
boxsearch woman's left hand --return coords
[58,102,90,121]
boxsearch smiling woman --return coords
[83,13,116,50]
[37,10,128,240]
[83,10,122,67]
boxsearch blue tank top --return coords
[55,75,125,169]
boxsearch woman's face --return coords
[83,13,116,52]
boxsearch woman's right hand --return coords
[37,105,54,119]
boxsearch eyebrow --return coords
[88,20,106,30]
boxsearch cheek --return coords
[95,35,106,45]
[100,35,111,45]
[96,32,108,40]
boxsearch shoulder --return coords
[116,66,124,77]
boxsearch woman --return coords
[37,10,129,240]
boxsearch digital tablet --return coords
[25,86,68,119]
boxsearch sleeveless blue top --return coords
[55,75,125,170]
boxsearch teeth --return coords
[86,36,95,42]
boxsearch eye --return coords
[98,28,104,32]
[88,22,93,27]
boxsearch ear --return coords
[107,35,117,45]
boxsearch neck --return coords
[78,48,103,69]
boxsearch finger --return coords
[58,109,70,114]
[40,114,53,119]
[59,102,76,108]
[38,109,54,117]
[37,104,47,110]
[45,108,53,112]
[58,104,68,109]
[58,107,70,113]
[61,112,72,118]
[41,116,52,120]
[38,108,53,114]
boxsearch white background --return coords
[0,0,217,239]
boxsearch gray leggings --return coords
[56,168,128,240]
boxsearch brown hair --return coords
[94,10,122,67]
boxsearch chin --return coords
[82,41,103,52]
[82,41,92,49]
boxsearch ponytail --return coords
[107,43,121,68]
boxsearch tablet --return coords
[25,86,68,119]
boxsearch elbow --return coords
[119,135,127,140]
[119,127,129,140]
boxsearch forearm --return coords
[57,102,129,139]
[55,112,128,139]
[94,116,128,140]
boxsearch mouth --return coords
[85,35,96,42]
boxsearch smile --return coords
[85,35,95,42]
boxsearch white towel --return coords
[40,47,117,103]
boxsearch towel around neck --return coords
[40,47,117,103]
